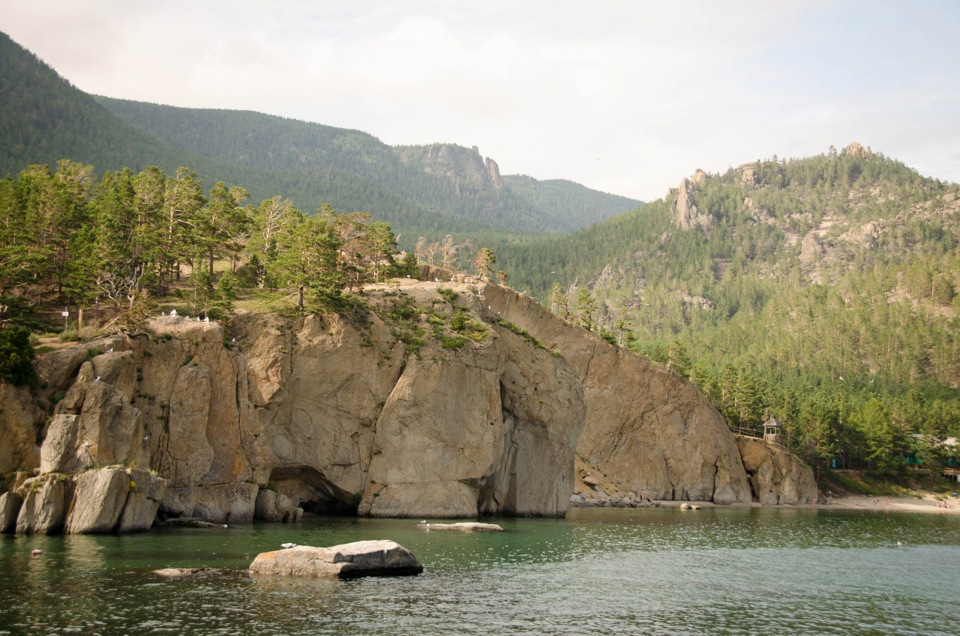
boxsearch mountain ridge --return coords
[1,29,639,240]
[496,143,960,475]
[95,95,640,233]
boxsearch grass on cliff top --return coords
[368,287,489,354]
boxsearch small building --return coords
[763,416,782,445]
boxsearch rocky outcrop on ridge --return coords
[0,274,815,533]
[671,171,714,231]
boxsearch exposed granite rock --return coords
[43,364,144,473]
[64,468,130,534]
[0,383,41,475]
[485,157,503,189]
[0,491,23,532]
[254,488,302,522]
[737,437,818,505]
[479,280,752,505]
[16,475,70,534]
[672,174,713,231]
[118,468,166,532]
[249,540,423,579]
[32,346,88,401]
[1,275,815,531]
[358,323,583,518]
[13,467,167,534]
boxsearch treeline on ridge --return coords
[0,160,427,337]
[497,147,960,483]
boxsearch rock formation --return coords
[417,521,504,532]
[672,173,714,231]
[478,278,752,504]
[249,540,423,579]
[736,437,817,505]
[399,144,504,195]
[0,275,816,533]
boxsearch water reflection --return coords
[1,508,959,635]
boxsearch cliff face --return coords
[0,277,815,533]
[478,281,753,504]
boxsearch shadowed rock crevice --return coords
[265,466,356,516]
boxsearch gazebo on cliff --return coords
[763,416,782,444]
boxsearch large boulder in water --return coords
[16,475,70,534]
[118,468,167,532]
[64,467,130,534]
[249,540,423,579]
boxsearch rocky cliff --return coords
[0,276,815,533]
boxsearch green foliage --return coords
[373,288,487,354]
[0,326,35,385]
[375,292,425,353]
[495,319,546,350]
[500,147,960,481]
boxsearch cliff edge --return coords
[0,275,814,533]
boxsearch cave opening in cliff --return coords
[267,466,357,516]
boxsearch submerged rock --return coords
[416,521,504,532]
[160,517,225,529]
[249,540,423,579]
[153,567,224,578]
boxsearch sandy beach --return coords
[644,493,960,515]
[822,492,960,515]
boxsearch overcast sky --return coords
[2,0,959,201]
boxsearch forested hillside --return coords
[0,30,637,244]
[0,32,204,181]
[97,97,638,233]
[499,143,960,478]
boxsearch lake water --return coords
[2,507,959,635]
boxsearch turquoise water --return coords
[2,507,959,635]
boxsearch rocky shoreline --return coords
[0,273,818,535]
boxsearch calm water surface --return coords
[1,507,959,635]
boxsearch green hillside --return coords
[0,32,507,242]
[0,31,199,179]
[1,30,637,243]
[96,96,639,233]
[499,144,960,477]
